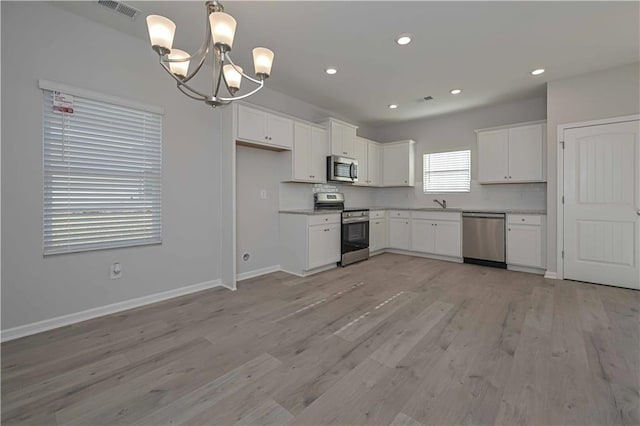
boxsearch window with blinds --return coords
[43,90,162,255]
[423,150,471,193]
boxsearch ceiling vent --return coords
[423,96,434,101]
[97,0,141,20]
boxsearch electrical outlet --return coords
[260,189,267,199]
[110,262,122,279]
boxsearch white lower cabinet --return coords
[308,223,341,269]
[280,213,341,276]
[388,218,411,250]
[369,211,387,253]
[409,212,462,258]
[506,214,546,270]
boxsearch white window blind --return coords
[423,150,471,193]
[43,90,162,255]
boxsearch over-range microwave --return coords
[327,155,358,183]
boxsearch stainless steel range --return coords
[314,193,370,266]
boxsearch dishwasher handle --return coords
[462,212,506,219]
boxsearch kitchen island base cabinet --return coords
[279,213,341,276]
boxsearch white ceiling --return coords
[53,1,640,126]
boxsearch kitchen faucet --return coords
[433,199,447,209]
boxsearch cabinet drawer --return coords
[507,214,542,226]
[371,210,386,219]
[411,211,461,222]
[308,214,340,226]
[388,210,410,219]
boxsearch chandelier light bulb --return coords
[209,12,237,50]
[167,49,190,78]
[223,64,243,90]
[146,15,176,53]
[253,47,274,78]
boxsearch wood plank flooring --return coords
[2,253,639,425]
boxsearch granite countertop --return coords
[279,207,547,215]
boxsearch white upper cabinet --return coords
[354,136,383,186]
[323,118,358,157]
[237,104,293,150]
[477,122,546,183]
[292,122,327,183]
[383,140,415,187]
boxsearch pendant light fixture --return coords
[146,1,274,107]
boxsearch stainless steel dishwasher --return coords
[462,212,506,268]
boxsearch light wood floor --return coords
[2,253,639,425]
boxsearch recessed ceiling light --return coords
[395,34,412,46]
[450,89,462,95]
[531,68,545,76]
[325,67,337,75]
[388,104,398,109]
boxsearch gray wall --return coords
[546,62,640,273]
[1,2,222,330]
[372,96,548,210]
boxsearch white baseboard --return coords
[385,249,464,263]
[508,265,546,275]
[236,265,281,282]
[544,271,558,280]
[1,279,223,342]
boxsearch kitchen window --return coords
[42,84,163,255]
[423,149,471,193]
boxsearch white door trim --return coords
[556,114,640,280]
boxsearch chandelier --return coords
[146,1,274,107]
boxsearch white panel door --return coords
[434,221,462,257]
[368,142,382,186]
[564,120,640,289]
[237,105,266,143]
[293,122,312,181]
[508,124,544,182]
[477,129,509,183]
[354,137,369,185]
[267,114,293,149]
[411,219,435,253]
[310,127,328,183]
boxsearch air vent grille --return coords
[423,96,434,101]
[97,0,140,19]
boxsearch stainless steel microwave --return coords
[327,155,358,183]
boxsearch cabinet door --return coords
[507,224,543,268]
[367,142,382,186]
[330,122,343,156]
[237,105,266,143]
[341,125,356,157]
[411,219,435,253]
[325,223,341,264]
[370,219,387,252]
[508,124,544,182]
[434,221,461,257]
[389,218,410,250]
[308,225,327,270]
[293,122,312,181]
[267,114,293,149]
[477,129,509,183]
[310,127,328,183]
[383,144,409,186]
[354,137,369,185]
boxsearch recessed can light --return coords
[388,104,398,109]
[325,67,337,75]
[531,68,545,75]
[395,34,412,46]
[450,89,462,95]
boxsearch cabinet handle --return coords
[265,136,268,139]
[504,176,508,179]
[521,218,525,222]
[325,218,328,221]
[509,176,512,179]
[508,228,511,231]
[343,151,348,155]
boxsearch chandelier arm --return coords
[159,57,210,100]
[217,79,264,102]
[224,52,263,85]
[177,83,209,101]
[212,47,225,98]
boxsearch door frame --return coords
[555,114,640,280]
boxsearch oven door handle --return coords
[342,217,369,224]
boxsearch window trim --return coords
[422,149,471,194]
